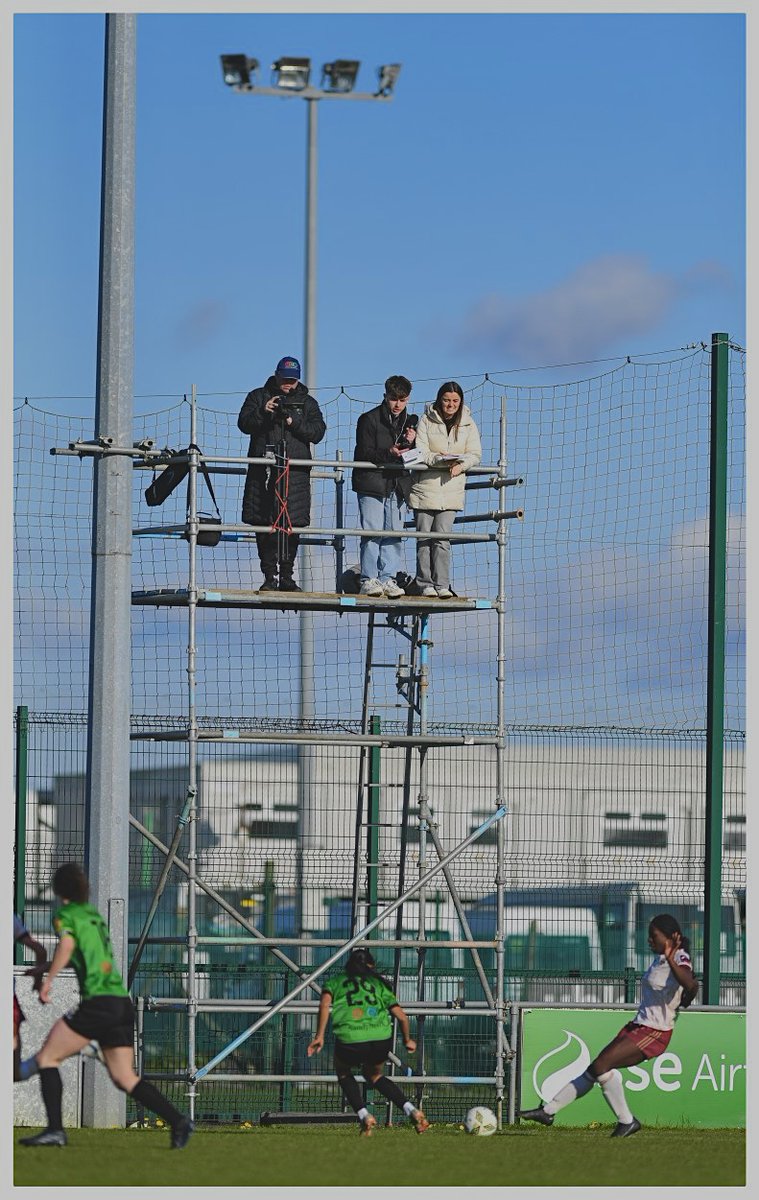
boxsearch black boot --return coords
[519,1106,554,1126]
[171,1116,195,1149]
[20,1129,67,1147]
[279,571,302,592]
[278,534,301,591]
[610,1117,641,1138]
[256,533,279,591]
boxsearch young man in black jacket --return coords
[238,356,326,591]
[351,375,416,597]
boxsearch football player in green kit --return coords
[19,863,193,1149]
[307,947,430,1136]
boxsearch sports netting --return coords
[13,343,745,1123]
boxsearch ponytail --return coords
[345,948,393,991]
[651,912,692,957]
[651,913,698,1010]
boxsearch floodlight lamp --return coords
[376,63,401,97]
[272,57,312,91]
[220,54,259,88]
[321,60,360,93]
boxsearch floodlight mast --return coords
[218,53,401,385]
[218,51,401,944]
[219,53,401,104]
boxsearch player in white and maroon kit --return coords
[520,913,699,1137]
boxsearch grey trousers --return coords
[414,509,456,588]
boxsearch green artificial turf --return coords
[14,1124,745,1189]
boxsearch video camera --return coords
[271,393,306,418]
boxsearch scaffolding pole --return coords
[494,392,509,1128]
[350,613,378,936]
[414,614,430,1110]
[185,392,201,1121]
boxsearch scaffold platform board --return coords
[131,587,494,613]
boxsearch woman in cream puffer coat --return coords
[407,382,482,597]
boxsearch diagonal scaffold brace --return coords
[193,804,507,1082]
[417,796,496,1011]
[127,786,195,987]
[128,812,417,1074]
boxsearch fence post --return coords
[14,705,29,963]
[704,331,729,1005]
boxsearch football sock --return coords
[403,1102,416,1117]
[357,1107,370,1121]
[19,1055,39,1082]
[595,1069,634,1124]
[370,1075,410,1110]
[39,1067,64,1131]
[543,1069,595,1115]
[130,1079,183,1126]
[336,1072,365,1114]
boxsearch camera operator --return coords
[238,356,326,591]
[351,375,417,597]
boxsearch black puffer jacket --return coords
[238,377,326,526]
[351,402,417,500]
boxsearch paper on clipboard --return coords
[436,454,464,463]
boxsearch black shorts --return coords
[334,1037,393,1068]
[63,995,135,1048]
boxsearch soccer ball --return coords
[464,1106,498,1136]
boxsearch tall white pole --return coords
[297,98,320,945]
[83,12,136,1129]
[304,97,318,393]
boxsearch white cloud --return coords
[454,254,730,364]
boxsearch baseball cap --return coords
[275,356,301,380]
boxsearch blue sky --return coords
[12,10,745,411]
[8,8,746,739]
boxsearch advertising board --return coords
[520,1008,745,1128]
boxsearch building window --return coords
[243,820,298,839]
[603,811,667,850]
[723,815,745,853]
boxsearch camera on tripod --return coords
[271,394,306,418]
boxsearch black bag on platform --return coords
[144,447,191,507]
[192,512,222,547]
[144,444,223,547]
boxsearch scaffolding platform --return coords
[131,587,494,613]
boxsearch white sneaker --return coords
[437,586,453,599]
[383,579,405,598]
[421,586,437,598]
[360,578,383,597]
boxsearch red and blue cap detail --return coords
[275,357,301,380]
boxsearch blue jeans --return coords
[357,492,404,582]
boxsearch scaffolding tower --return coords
[54,385,524,1125]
